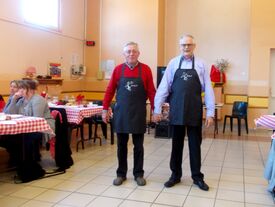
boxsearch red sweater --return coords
[103,62,156,110]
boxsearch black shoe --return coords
[164,178,181,188]
[193,180,209,191]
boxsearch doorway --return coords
[269,49,275,114]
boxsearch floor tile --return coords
[137,180,164,192]
[86,196,122,207]
[127,189,159,202]
[183,196,214,207]
[245,192,274,206]
[33,189,71,203]
[0,130,273,207]
[76,182,109,195]
[216,189,244,202]
[214,199,244,207]
[21,200,54,207]
[90,175,114,185]
[154,192,186,206]
[119,200,151,207]
[245,183,268,194]
[10,186,47,199]
[0,182,25,195]
[218,180,244,191]
[102,186,134,199]
[0,196,28,207]
[52,180,85,192]
[58,192,96,206]
[29,178,63,188]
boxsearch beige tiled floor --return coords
[0,126,274,207]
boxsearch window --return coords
[22,0,60,30]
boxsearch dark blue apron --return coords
[169,57,202,126]
[113,63,147,133]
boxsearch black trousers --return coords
[0,132,41,166]
[170,125,204,181]
[116,133,144,178]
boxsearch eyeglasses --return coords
[124,50,139,55]
[180,44,194,47]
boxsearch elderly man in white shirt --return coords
[153,34,215,191]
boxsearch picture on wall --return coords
[49,62,62,78]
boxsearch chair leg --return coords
[88,122,93,140]
[223,117,227,133]
[80,125,84,145]
[237,118,241,136]
[245,117,249,134]
[76,125,85,152]
[93,123,102,146]
[94,124,98,142]
[101,122,107,139]
[230,117,233,132]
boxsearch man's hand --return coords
[102,110,110,123]
[152,113,162,123]
[205,117,213,128]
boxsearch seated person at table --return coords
[0,80,20,163]
[8,80,55,130]
[0,95,5,112]
[6,79,55,162]
[3,80,20,113]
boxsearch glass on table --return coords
[52,96,58,104]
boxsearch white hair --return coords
[123,41,139,52]
[179,34,195,44]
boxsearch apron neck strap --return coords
[178,56,195,69]
[122,63,142,77]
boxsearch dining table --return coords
[0,114,54,167]
[48,104,103,124]
[0,115,53,135]
[48,103,104,151]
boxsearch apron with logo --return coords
[169,57,202,126]
[113,64,147,133]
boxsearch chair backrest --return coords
[49,107,68,125]
[232,101,248,116]
[94,100,103,106]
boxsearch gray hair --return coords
[123,41,139,52]
[179,34,195,43]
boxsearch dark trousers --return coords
[170,125,204,181]
[116,133,144,178]
[0,132,41,166]
[0,134,23,165]
[23,133,42,162]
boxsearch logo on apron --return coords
[180,72,192,81]
[125,81,138,91]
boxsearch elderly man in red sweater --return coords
[102,42,156,186]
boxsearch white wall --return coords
[100,0,158,76]
[165,0,250,85]
[0,0,86,93]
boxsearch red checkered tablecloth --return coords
[255,115,275,139]
[0,116,53,135]
[50,105,103,124]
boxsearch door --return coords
[269,49,275,114]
